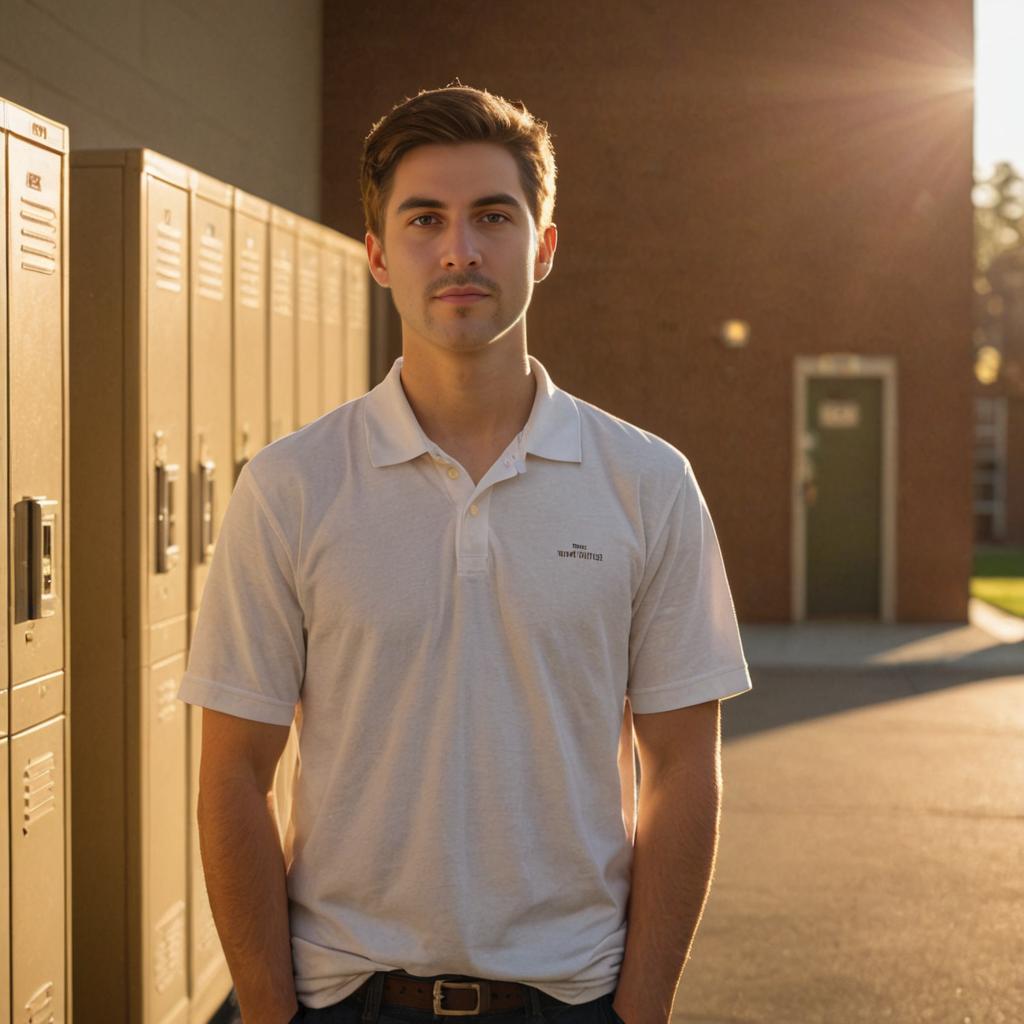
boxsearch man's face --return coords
[366,142,557,356]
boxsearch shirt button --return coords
[469,503,480,516]
[447,467,459,479]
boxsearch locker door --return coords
[268,209,297,441]
[146,172,190,660]
[7,133,64,688]
[144,656,189,1024]
[345,247,370,401]
[296,219,322,427]
[10,717,65,1024]
[320,229,345,414]
[233,191,269,479]
[188,175,232,627]
[188,175,234,1020]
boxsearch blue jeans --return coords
[293,978,623,1024]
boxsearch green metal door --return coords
[805,376,883,618]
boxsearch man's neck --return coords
[398,337,537,456]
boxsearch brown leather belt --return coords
[350,971,560,1016]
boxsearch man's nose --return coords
[442,221,481,270]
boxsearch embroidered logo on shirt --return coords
[557,542,604,562]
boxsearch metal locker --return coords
[320,226,346,414]
[232,189,270,477]
[7,114,65,690]
[343,240,371,401]
[268,206,297,442]
[4,98,70,1024]
[70,149,191,1024]
[10,718,66,1024]
[295,216,323,426]
[187,169,234,1024]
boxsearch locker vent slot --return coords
[22,750,57,834]
[272,255,294,317]
[239,236,262,309]
[156,675,178,723]
[198,228,226,301]
[155,222,184,293]
[298,257,318,323]
[19,195,58,275]
[23,979,54,1024]
[154,900,186,994]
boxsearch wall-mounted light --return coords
[718,319,750,349]
[975,345,1001,385]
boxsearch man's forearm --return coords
[613,765,721,1024]
[198,779,297,1024]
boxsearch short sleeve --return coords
[177,464,306,725]
[627,461,751,714]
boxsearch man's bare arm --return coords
[612,699,722,1024]
[197,707,296,1024]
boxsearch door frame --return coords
[791,354,897,623]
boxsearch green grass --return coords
[972,546,1024,617]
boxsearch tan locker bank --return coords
[70,149,195,1024]
[2,97,72,1024]
[268,206,298,442]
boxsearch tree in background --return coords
[974,162,1024,387]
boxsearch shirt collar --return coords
[364,354,582,469]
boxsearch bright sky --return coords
[975,0,1024,174]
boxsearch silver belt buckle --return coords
[433,980,482,1016]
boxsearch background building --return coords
[323,0,975,623]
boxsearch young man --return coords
[179,86,751,1024]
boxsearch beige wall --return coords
[323,0,974,622]
[0,0,321,218]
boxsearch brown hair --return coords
[361,85,557,240]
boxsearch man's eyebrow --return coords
[395,196,445,214]
[471,193,522,211]
[394,193,523,214]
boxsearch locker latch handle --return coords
[156,461,180,574]
[200,458,216,562]
[14,496,58,623]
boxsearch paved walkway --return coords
[675,601,1024,1024]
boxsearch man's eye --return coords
[411,214,439,226]
[481,212,509,224]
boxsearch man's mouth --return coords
[434,287,490,302]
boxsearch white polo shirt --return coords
[178,354,751,1009]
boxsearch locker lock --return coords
[155,460,180,574]
[14,496,58,623]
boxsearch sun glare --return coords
[975,0,1024,175]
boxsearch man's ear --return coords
[366,231,390,288]
[534,223,558,283]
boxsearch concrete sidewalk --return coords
[675,602,1024,1024]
